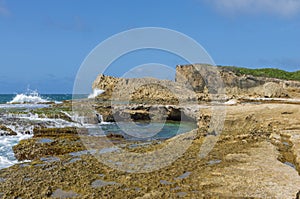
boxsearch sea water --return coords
[98,121,197,141]
[0,91,87,169]
[0,91,196,169]
[0,93,87,104]
[0,133,32,169]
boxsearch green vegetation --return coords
[219,66,300,81]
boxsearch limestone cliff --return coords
[92,74,196,104]
[176,64,300,98]
[92,64,300,102]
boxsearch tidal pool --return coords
[97,121,197,141]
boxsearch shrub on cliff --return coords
[220,66,300,81]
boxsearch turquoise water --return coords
[0,92,197,169]
[98,121,197,141]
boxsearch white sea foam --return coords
[0,112,85,170]
[8,90,49,104]
[61,111,87,125]
[0,132,32,169]
[224,99,238,105]
[0,106,111,169]
[62,111,111,125]
[17,115,82,128]
[88,89,105,99]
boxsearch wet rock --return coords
[69,150,91,157]
[207,159,222,165]
[40,156,60,163]
[33,127,80,137]
[65,158,82,164]
[0,125,17,136]
[37,138,54,144]
[1,101,300,198]
[284,161,296,169]
[106,133,124,139]
[13,136,85,161]
[51,189,79,198]
[174,172,191,180]
[91,179,120,188]
[99,147,119,154]
[159,180,173,185]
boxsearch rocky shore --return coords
[0,64,300,198]
[1,102,300,198]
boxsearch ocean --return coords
[0,91,196,170]
[0,92,87,169]
[0,93,87,104]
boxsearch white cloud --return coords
[0,0,10,17]
[207,0,300,17]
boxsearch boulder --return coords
[263,82,286,98]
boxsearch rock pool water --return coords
[98,121,197,141]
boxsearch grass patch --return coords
[219,66,300,81]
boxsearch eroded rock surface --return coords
[92,64,300,102]
[1,102,300,198]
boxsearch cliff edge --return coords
[92,64,300,102]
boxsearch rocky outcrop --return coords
[176,64,298,98]
[92,64,299,102]
[263,82,286,98]
[13,127,86,161]
[176,65,205,92]
[92,74,196,103]
[176,64,266,92]
[3,102,300,198]
[96,104,198,122]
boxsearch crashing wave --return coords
[88,89,105,99]
[8,90,49,104]
[0,130,32,169]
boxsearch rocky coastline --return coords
[0,64,300,198]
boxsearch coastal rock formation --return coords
[176,64,297,98]
[109,105,197,122]
[3,102,300,198]
[13,127,86,161]
[263,82,286,98]
[176,65,205,92]
[92,64,299,103]
[1,65,300,198]
[92,74,196,103]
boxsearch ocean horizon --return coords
[0,93,88,104]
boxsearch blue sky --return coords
[0,0,299,93]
